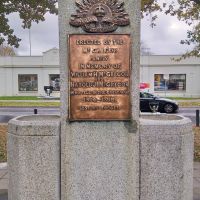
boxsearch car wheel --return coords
[163,103,174,113]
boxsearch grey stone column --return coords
[58,0,141,199]
[8,115,60,200]
[140,114,194,200]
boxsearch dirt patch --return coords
[0,124,7,162]
[194,126,200,162]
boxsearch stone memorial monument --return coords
[7,0,193,199]
[58,0,140,199]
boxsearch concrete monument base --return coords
[61,121,139,200]
[7,114,193,200]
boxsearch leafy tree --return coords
[0,0,199,59]
[166,0,200,60]
[0,0,57,47]
[142,0,200,59]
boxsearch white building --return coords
[0,48,60,97]
[0,48,199,97]
[141,55,200,97]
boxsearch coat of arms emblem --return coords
[70,0,130,33]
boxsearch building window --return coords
[49,74,60,91]
[154,74,186,91]
[18,74,38,91]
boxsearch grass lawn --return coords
[179,102,200,107]
[0,96,40,100]
[0,96,199,101]
[0,101,199,108]
[169,97,200,100]
[0,102,60,107]
[0,96,199,107]
[0,124,199,163]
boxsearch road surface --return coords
[0,106,199,124]
[178,107,200,125]
[0,107,59,122]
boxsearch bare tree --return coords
[0,45,16,56]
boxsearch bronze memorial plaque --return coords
[69,34,131,121]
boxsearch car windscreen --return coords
[141,93,155,98]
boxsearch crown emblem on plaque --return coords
[70,0,130,33]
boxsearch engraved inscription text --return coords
[69,34,131,120]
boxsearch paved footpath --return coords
[0,162,199,200]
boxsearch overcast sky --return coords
[8,11,194,56]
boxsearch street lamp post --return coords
[29,28,32,56]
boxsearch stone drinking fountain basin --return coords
[8,115,61,200]
[139,113,193,200]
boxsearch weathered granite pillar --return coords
[8,115,60,200]
[58,0,141,199]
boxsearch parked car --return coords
[140,92,179,113]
